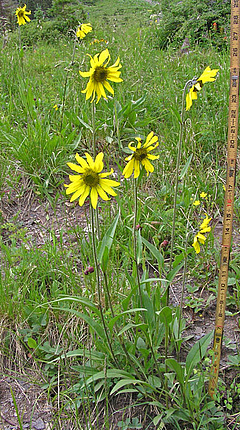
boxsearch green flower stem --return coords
[92,102,96,157]
[91,103,100,240]
[102,270,114,317]
[132,179,164,383]
[167,79,192,305]
[59,37,78,133]
[90,205,118,366]
[114,102,121,151]
[133,178,143,308]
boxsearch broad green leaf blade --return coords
[180,154,193,180]
[166,358,184,389]
[77,116,93,132]
[98,212,120,264]
[108,308,146,332]
[141,237,164,268]
[27,338,37,349]
[158,306,173,326]
[186,330,213,378]
[86,369,132,386]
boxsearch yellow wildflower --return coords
[15,4,31,26]
[65,152,120,209]
[76,23,92,39]
[123,132,159,179]
[79,49,122,103]
[186,66,219,111]
[193,200,200,206]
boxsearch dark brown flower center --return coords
[18,11,24,17]
[93,66,108,83]
[134,148,148,161]
[83,170,99,187]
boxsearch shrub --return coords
[153,0,230,50]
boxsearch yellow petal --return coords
[97,185,111,201]
[99,49,110,65]
[192,236,200,254]
[67,162,84,173]
[85,153,94,168]
[123,159,134,178]
[94,152,104,172]
[90,187,98,209]
[79,186,90,206]
[75,153,89,169]
[134,159,140,178]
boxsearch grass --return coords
[0,0,240,429]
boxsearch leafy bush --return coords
[153,0,230,50]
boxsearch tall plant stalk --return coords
[167,79,192,305]
[133,178,143,308]
[59,36,78,133]
[90,205,118,366]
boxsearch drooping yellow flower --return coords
[193,200,200,206]
[192,214,212,254]
[65,152,120,209]
[79,48,123,103]
[76,23,92,39]
[122,132,159,179]
[186,66,219,111]
[200,191,207,198]
[199,214,212,232]
[53,104,59,111]
[192,232,206,254]
[15,4,31,26]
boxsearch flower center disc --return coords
[18,11,24,17]
[134,148,147,161]
[93,67,108,83]
[83,170,99,187]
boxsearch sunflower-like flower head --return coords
[122,132,159,179]
[76,23,92,39]
[79,48,123,103]
[192,214,212,254]
[15,4,31,26]
[65,152,120,209]
[186,66,219,111]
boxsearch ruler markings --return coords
[208,0,240,397]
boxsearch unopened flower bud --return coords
[84,266,94,275]
[136,224,141,230]
[160,240,168,248]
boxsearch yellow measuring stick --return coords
[208,0,240,398]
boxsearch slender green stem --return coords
[167,79,192,305]
[133,178,143,308]
[91,103,101,240]
[114,101,121,152]
[103,270,115,317]
[90,206,118,366]
[92,102,96,157]
[59,37,77,133]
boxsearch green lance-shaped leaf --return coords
[165,358,184,390]
[157,306,173,327]
[98,212,120,265]
[186,330,213,378]
[141,236,164,268]
[180,154,193,180]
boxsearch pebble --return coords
[32,418,45,430]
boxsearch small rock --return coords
[32,417,45,430]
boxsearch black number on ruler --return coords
[234,0,239,8]
[233,15,239,24]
